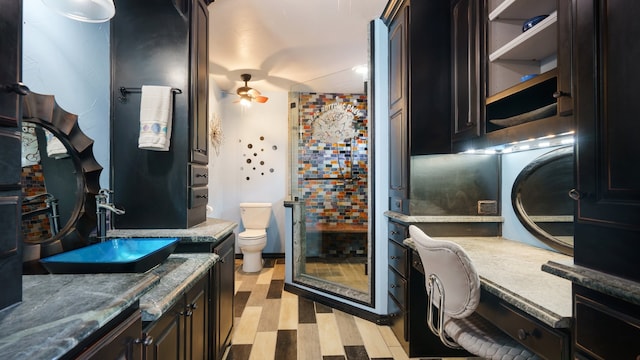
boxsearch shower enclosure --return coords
[288,72,373,304]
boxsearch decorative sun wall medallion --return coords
[209,113,223,155]
[312,102,360,143]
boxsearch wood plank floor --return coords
[227,258,475,360]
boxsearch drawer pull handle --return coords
[196,173,208,178]
[390,284,398,288]
[135,334,153,346]
[517,328,530,341]
[568,188,584,200]
[390,255,399,260]
[390,230,398,235]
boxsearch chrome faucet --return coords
[96,189,125,242]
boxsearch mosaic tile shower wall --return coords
[21,164,52,242]
[297,93,369,227]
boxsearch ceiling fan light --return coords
[239,95,252,107]
[41,0,116,23]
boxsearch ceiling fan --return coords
[235,73,268,105]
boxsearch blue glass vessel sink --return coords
[39,238,180,274]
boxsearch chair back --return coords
[409,225,480,319]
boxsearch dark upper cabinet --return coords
[572,0,640,282]
[191,0,209,165]
[383,0,453,214]
[0,0,23,312]
[451,0,484,142]
[387,2,409,213]
[111,0,209,229]
[383,0,453,157]
[454,0,574,152]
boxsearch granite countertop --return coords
[0,252,219,359]
[404,236,573,328]
[543,260,640,307]
[0,272,158,359]
[108,217,237,245]
[141,253,218,322]
[385,210,503,223]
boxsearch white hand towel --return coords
[45,128,69,159]
[138,85,173,151]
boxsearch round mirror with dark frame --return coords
[21,92,102,263]
[511,146,574,255]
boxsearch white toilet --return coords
[238,202,272,273]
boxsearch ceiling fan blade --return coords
[247,88,261,97]
[255,95,269,103]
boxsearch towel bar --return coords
[118,86,182,103]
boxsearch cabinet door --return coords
[451,0,483,142]
[0,0,23,128]
[388,5,409,212]
[213,234,235,360]
[573,0,640,281]
[77,311,143,360]
[185,276,208,360]
[145,299,185,360]
[191,0,209,164]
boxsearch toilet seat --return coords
[239,229,266,239]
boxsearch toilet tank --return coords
[240,202,272,229]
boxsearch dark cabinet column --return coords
[111,0,209,229]
[573,0,640,282]
[0,0,24,311]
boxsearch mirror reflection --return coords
[21,92,102,262]
[21,121,76,243]
[512,146,574,255]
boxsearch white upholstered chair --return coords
[408,225,540,360]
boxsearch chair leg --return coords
[427,274,463,349]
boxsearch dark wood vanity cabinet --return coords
[77,308,143,360]
[143,275,209,360]
[212,234,234,360]
[111,0,209,229]
[572,0,640,282]
[573,286,640,360]
[175,233,235,360]
[0,0,23,312]
[387,220,408,349]
[569,2,640,358]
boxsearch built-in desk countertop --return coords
[404,236,573,329]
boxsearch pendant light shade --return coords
[41,0,116,23]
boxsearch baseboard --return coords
[284,283,392,325]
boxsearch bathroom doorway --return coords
[288,66,373,304]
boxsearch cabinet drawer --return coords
[575,293,640,360]
[388,294,408,342]
[388,239,408,277]
[388,221,408,243]
[476,290,568,360]
[189,164,208,186]
[388,268,407,308]
[189,187,208,208]
[0,195,20,257]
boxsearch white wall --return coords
[22,2,111,188]
[208,87,289,254]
